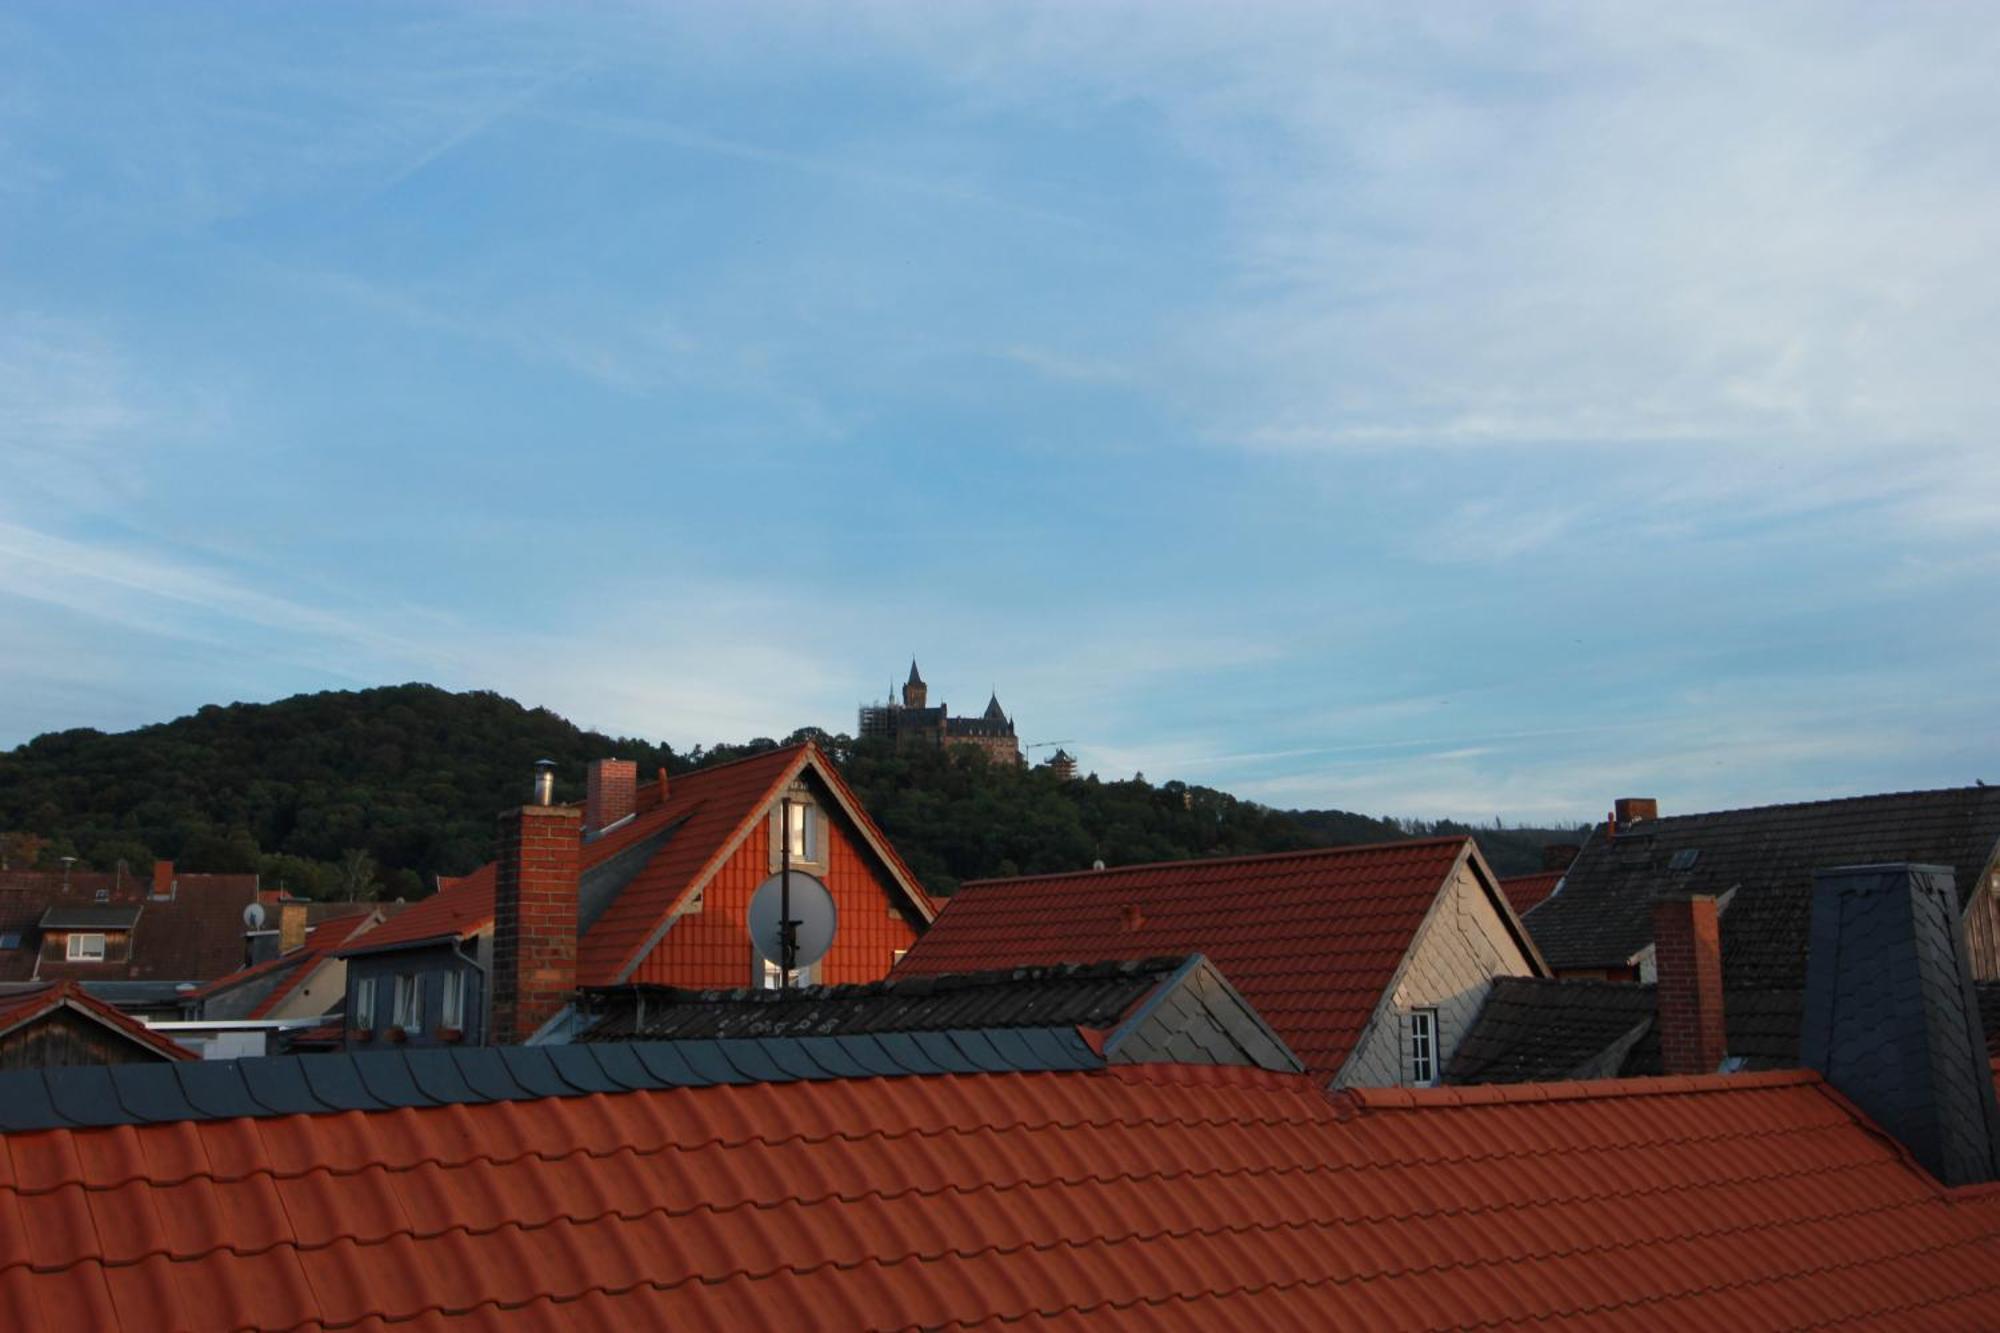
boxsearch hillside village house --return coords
[895,837,1546,1087]
[336,745,937,1047]
[0,980,194,1068]
[3,859,1998,1328]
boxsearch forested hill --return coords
[0,684,1585,899]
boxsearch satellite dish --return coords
[242,901,267,930]
[746,871,837,972]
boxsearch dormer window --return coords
[66,933,107,962]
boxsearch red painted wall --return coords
[626,805,919,987]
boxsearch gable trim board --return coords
[1331,840,1549,1087]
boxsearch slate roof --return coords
[2,1062,1998,1328]
[896,838,1531,1079]
[0,870,266,984]
[0,982,193,1063]
[581,958,1189,1041]
[1500,870,1563,915]
[1522,785,2000,987]
[1448,979,1810,1084]
[35,905,141,931]
[338,743,937,986]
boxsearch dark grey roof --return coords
[0,1028,1104,1132]
[581,958,1186,1041]
[1621,988,1803,1076]
[1448,978,1808,1085]
[1445,978,1654,1084]
[983,692,1006,722]
[947,715,1015,739]
[38,904,142,930]
[907,659,924,686]
[1978,983,2000,1058]
[1521,786,2000,988]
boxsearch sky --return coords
[2,2,1997,824]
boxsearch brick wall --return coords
[585,760,638,834]
[492,804,581,1045]
[1653,894,1725,1076]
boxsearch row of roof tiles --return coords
[2,1060,1997,1330]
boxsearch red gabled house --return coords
[896,837,1546,1086]
[337,743,937,1046]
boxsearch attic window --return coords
[1669,849,1701,871]
[1410,1008,1439,1086]
[0,932,20,950]
[66,933,107,961]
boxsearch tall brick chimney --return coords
[585,759,639,836]
[1652,893,1726,1076]
[492,775,582,1045]
[1802,864,2000,1186]
[278,899,309,954]
[151,860,175,900]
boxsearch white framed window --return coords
[353,976,375,1028]
[1410,1007,1439,1086]
[786,802,818,862]
[393,973,424,1033]
[440,970,465,1029]
[66,932,107,961]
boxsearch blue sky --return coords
[3,3,1997,823]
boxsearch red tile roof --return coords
[343,744,937,985]
[1501,869,1564,915]
[1,1063,1996,1328]
[0,982,192,1062]
[180,912,376,1019]
[896,838,1501,1079]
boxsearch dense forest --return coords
[0,684,1587,898]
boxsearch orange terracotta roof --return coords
[896,838,1488,1078]
[1501,869,1564,915]
[0,982,192,1062]
[1,1063,1997,1328]
[341,744,937,986]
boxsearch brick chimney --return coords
[1802,864,2000,1186]
[585,759,639,835]
[492,784,582,1046]
[151,860,175,900]
[278,899,309,954]
[1652,893,1726,1076]
[1541,843,1581,873]
[1612,798,1658,834]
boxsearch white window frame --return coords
[786,802,818,862]
[353,976,375,1028]
[1410,1007,1439,1086]
[66,932,107,962]
[393,972,424,1034]
[440,969,465,1029]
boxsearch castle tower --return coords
[902,659,928,709]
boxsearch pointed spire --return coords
[984,690,1006,722]
[907,658,924,686]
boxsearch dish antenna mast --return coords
[746,795,838,988]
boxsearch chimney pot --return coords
[1652,893,1726,1076]
[532,759,557,807]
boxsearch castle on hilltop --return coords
[858,661,1022,766]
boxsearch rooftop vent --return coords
[532,758,557,807]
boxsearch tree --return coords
[333,849,379,902]
[0,831,45,870]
